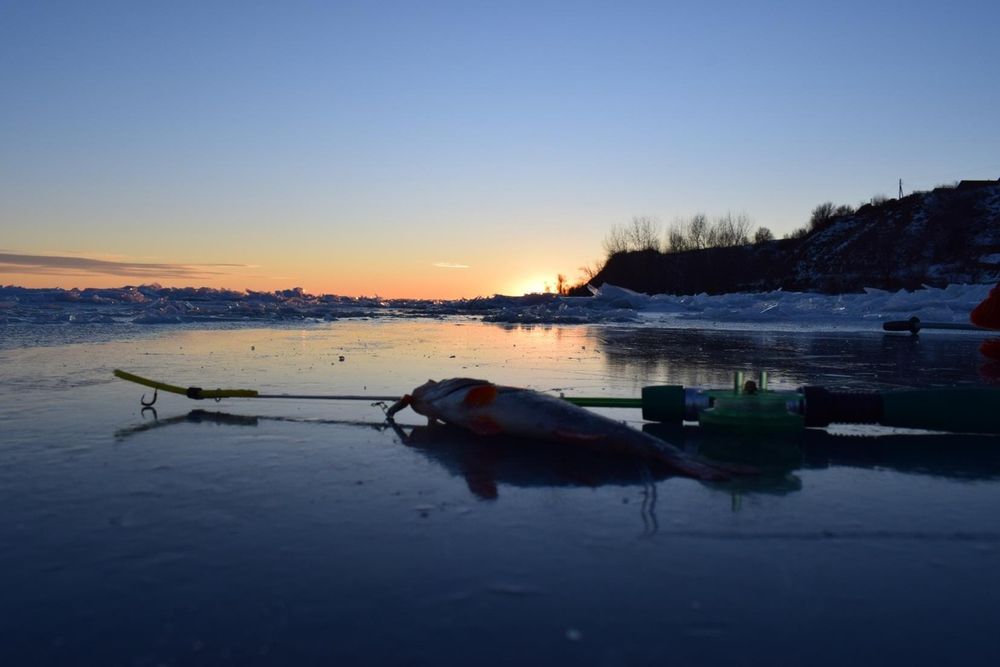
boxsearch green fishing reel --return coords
[698,371,804,432]
[640,371,803,432]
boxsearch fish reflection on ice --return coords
[113,409,766,503]
[114,410,1000,507]
[398,421,686,501]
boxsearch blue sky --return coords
[2,0,998,296]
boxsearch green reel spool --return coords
[698,371,804,432]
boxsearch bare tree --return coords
[665,221,690,253]
[732,212,754,245]
[809,202,836,231]
[688,213,708,250]
[624,216,662,252]
[709,212,753,247]
[578,260,605,282]
[602,224,629,256]
[603,216,662,256]
[607,210,762,255]
[754,226,774,244]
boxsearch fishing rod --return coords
[113,370,400,405]
[113,369,1000,435]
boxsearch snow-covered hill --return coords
[586,179,1000,295]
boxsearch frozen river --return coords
[1,318,999,665]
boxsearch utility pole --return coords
[898,178,903,199]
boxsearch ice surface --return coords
[0,282,992,329]
[2,318,1000,665]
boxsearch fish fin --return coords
[469,415,503,436]
[463,384,498,407]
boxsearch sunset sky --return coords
[3,1,999,298]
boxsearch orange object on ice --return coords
[981,339,1000,361]
[970,284,1000,361]
[970,284,1000,330]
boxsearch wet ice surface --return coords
[1,319,999,665]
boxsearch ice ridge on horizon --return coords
[0,283,990,329]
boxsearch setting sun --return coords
[506,276,560,296]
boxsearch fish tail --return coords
[658,453,757,481]
[664,457,732,481]
[640,433,757,481]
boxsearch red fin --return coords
[463,384,498,407]
[469,415,503,436]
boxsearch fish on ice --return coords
[386,378,752,481]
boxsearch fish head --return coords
[408,378,495,420]
[407,379,440,415]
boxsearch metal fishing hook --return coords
[140,388,158,407]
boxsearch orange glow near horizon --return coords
[504,276,559,297]
[0,264,582,300]
[0,240,594,299]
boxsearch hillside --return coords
[578,179,1000,295]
